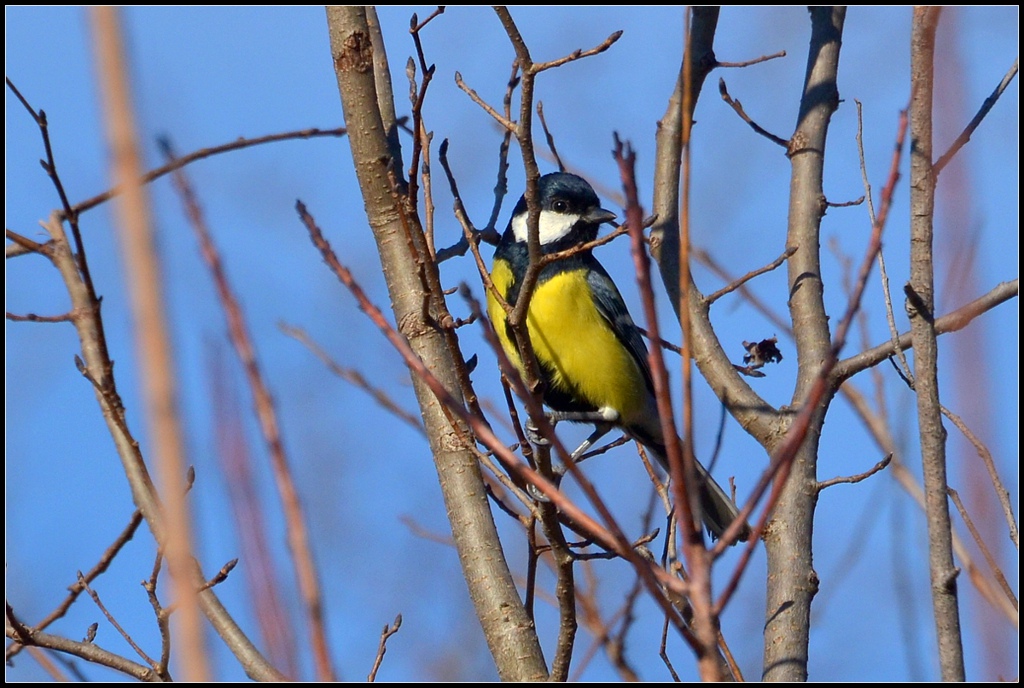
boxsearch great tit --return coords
[487,172,748,542]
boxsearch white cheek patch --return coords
[511,210,581,245]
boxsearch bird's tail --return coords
[646,442,750,544]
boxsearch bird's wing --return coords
[585,261,656,394]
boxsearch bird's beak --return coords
[586,207,618,226]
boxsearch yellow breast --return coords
[487,261,649,419]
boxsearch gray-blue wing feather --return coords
[585,263,655,394]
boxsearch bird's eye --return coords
[552,200,568,213]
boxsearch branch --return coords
[718,78,790,148]
[70,127,347,217]
[90,9,207,677]
[947,489,1018,612]
[280,323,425,435]
[5,511,143,662]
[908,7,966,680]
[706,246,796,305]
[833,279,1018,382]
[934,58,1019,175]
[367,614,402,682]
[161,139,334,681]
[325,8,548,679]
[940,406,1018,548]
[297,201,699,645]
[6,606,161,683]
[816,454,892,490]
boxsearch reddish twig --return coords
[70,127,347,217]
[947,489,1018,612]
[281,323,425,435]
[162,140,334,682]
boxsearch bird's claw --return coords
[525,418,551,447]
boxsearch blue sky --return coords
[6,6,1018,681]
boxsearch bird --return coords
[487,172,748,543]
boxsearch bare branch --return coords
[454,72,517,132]
[531,31,623,73]
[70,127,347,217]
[718,78,790,148]
[940,406,1018,548]
[6,311,74,323]
[410,6,445,33]
[5,229,52,257]
[935,58,1019,175]
[706,246,796,304]
[367,614,403,682]
[6,605,161,683]
[947,489,1018,613]
[536,101,566,172]
[716,50,787,68]
[908,7,966,679]
[280,323,425,435]
[5,511,143,662]
[817,454,892,490]
[833,279,1018,382]
[77,572,162,674]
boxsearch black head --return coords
[505,172,617,249]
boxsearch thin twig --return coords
[718,77,789,148]
[531,31,623,73]
[6,311,74,323]
[947,489,1018,610]
[716,50,788,68]
[934,58,1019,175]
[5,511,143,661]
[69,127,347,217]
[6,604,161,683]
[161,139,334,682]
[198,559,239,593]
[410,6,445,34]
[940,406,1018,548]
[536,101,566,172]
[454,72,517,132]
[706,246,797,304]
[854,100,915,383]
[280,323,425,435]
[77,573,161,673]
[367,615,402,682]
[825,195,865,208]
[817,453,892,490]
[5,228,52,257]
[140,553,173,677]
